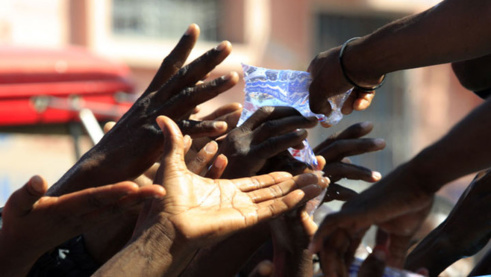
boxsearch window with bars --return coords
[112,0,222,42]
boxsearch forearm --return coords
[407,97,491,193]
[93,217,197,277]
[345,0,491,84]
[181,223,271,277]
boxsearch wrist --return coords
[341,37,386,89]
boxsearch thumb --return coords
[6,175,48,216]
[156,116,187,174]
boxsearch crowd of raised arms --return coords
[0,0,490,276]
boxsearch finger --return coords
[205,154,228,179]
[103,121,116,134]
[255,129,309,159]
[308,213,344,255]
[341,90,356,115]
[234,171,293,192]
[318,228,352,277]
[353,90,375,111]
[255,183,324,221]
[248,173,327,203]
[215,108,242,133]
[144,24,200,94]
[7,175,47,216]
[252,115,317,143]
[323,183,359,202]
[386,234,412,268]
[115,184,166,208]
[315,155,326,171]
[313,121,374,152]
[162,40,233,95]
[309,78,333,116]
[323,162,381,183]
[165,72,239,120]
[178,120,228,138]
[316,138,386,162]
[58,181,142,216]
[156,115,188,173]
[201,102,243,121]
[183,135,192,155]
[187,140,218,175]
[241,106,303,131]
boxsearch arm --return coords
[451,53,491,93]
[94,116,329,277]
[0,176,164,277]
[309,0,491,115]
[310,97,491,276]
[48,24,237,196]
[405,170,491,276]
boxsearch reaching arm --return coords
[309,0,491,115]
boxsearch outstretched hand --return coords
[0,176,164,277]
[218,106,317,178]
[134,116,328,245]
[50,24,238,196]
[314,121,385,183]
[309,162,434,276]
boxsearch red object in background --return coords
[0,46,136,126]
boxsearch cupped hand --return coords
[0,176,164,276]
[309,162,434,276]
[132,116,328,248]
[50,24,238,196]
[218,106,317,178]
[314,121,385,183]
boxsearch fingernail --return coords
[215,41,229,51]
[214,156,226,169]
[213,121,227,130]
[185,24,197,35]
[371,171,382,180]
[30,175,45,194]
[360,121,373,129]
[374,138,385,147]
[204,141,217,154]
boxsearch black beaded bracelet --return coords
[339,37,386,92]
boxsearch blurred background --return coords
[0,0,487,274]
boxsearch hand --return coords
[270,207,318,277]
[49,24,238,196]
[81,123,226,264]
[308,46,381,116]
[185,102,242,173]
[137,115,327,245]
[218,106,317,178]
[314,121,385,183]
[0,176,164,277]
[405,169,491,276]
[94,116,328,277]
[309,161,434,276]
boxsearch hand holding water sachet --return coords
[239,64,351,167]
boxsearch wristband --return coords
[339,37,385,92]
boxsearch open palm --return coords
[135,116,328,247]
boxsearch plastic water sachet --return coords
[238,64,350,166]
[238,64,350,214]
